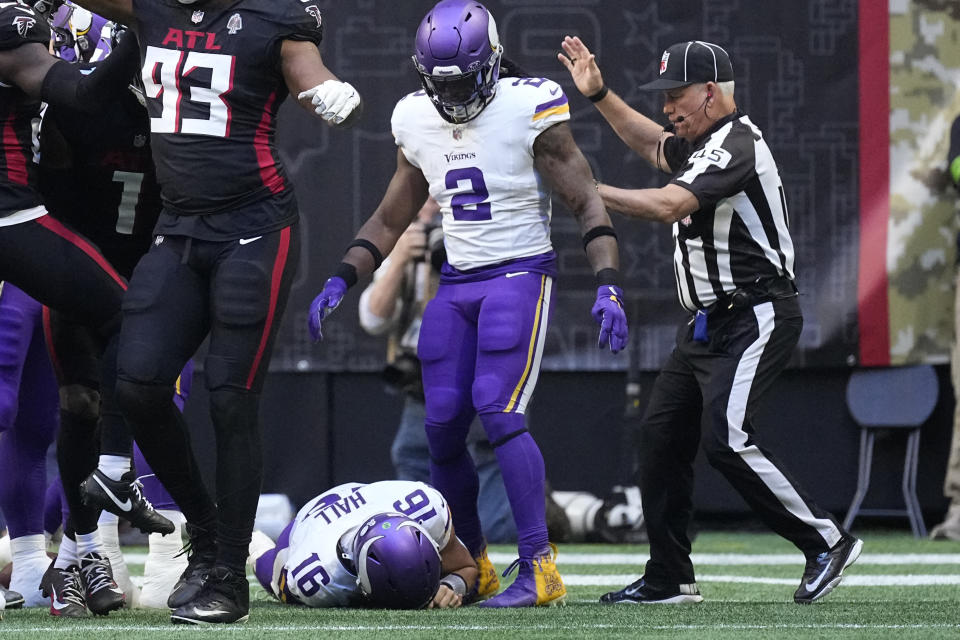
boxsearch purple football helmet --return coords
[50,2,113,63]
[352,513,441,609]
[412,0,503,124]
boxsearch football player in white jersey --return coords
[251,480,477,609]
[306,0,627,608]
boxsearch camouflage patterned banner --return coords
[860,0,960,366]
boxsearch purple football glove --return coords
[308,276,348,342]
[591,285,628,354]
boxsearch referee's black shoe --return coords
[599,577,703,604]
[80,470,175,535]
[794,535,863,604]
[170,566,249,625]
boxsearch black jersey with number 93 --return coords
[132,0,323,217]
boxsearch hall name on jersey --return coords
[305,490,368,524]
[161,28,221,51]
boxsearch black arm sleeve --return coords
[40,31,140,113]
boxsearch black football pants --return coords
[0,213,128,535]
[115,224,299,571]
[637,296,846,587]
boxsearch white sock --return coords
[54,536,78,569]
[75,530,103,559]
[0,533,10,567]
[98,455,131,482]
[98,515,138,606]
[10,534,49,607]
[10,534,46,564]
[138,510,186,609]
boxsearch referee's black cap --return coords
[639,41,734,91]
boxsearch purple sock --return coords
[429,447,483,556]
[480,412,548,559]
[134,444,178,511]
[0,286,59,538]
[43,477,64,537]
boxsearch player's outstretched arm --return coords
[557,36,669,170]
[307,150,429,341]
[69,0,134,25]
[282,40,362,128]
[533,122,627,353]
[429,527,478,610]
[0,33,138,109]
[0,43,58,98]
[598,182,699,225]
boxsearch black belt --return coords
[691,276,797,342]
[711,275,798,314]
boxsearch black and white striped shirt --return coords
[663,111,795,312]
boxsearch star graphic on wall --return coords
[624,6,674,55]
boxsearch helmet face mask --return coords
[413,0,502,124]
[50,2,113,63]
[352,513,441,609]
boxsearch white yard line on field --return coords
[2,623,960,633]
[120,551,960,566]
[487,552,960,565]
[565,573,960,586]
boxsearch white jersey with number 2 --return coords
[392,77,571,271]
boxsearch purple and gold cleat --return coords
[478,543,566,608]
[468,545,499,603]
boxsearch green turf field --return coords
[3,530,959,639]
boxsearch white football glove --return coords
[298,80,361,126]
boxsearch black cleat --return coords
[1,584,24,609]
[79,553,125,615]
[80,470,175,535]
[40,563,88,617]
[170,566,249,625]
[600,576,703,604]
[167,524,218,609]
[794,535,863,604]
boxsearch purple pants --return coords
[253,519,297,602]
[419,268,554,557]
[0,283,59,538]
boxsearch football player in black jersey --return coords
[37,4,188,616]
[69,0,362,624]
[0,0,179,617]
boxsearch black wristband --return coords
[334,262,358,288]
[582,225,618,250]
[596,268,622,287]
[346,238,384,268]
[588,85,609,103]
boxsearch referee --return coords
[558,38,862,604]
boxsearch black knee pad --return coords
[59,384,100,421]
[208,386,260,435]
[115,377,175,425]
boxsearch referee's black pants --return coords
[638,296,846,588]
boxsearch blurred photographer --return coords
[358,198,516,543]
